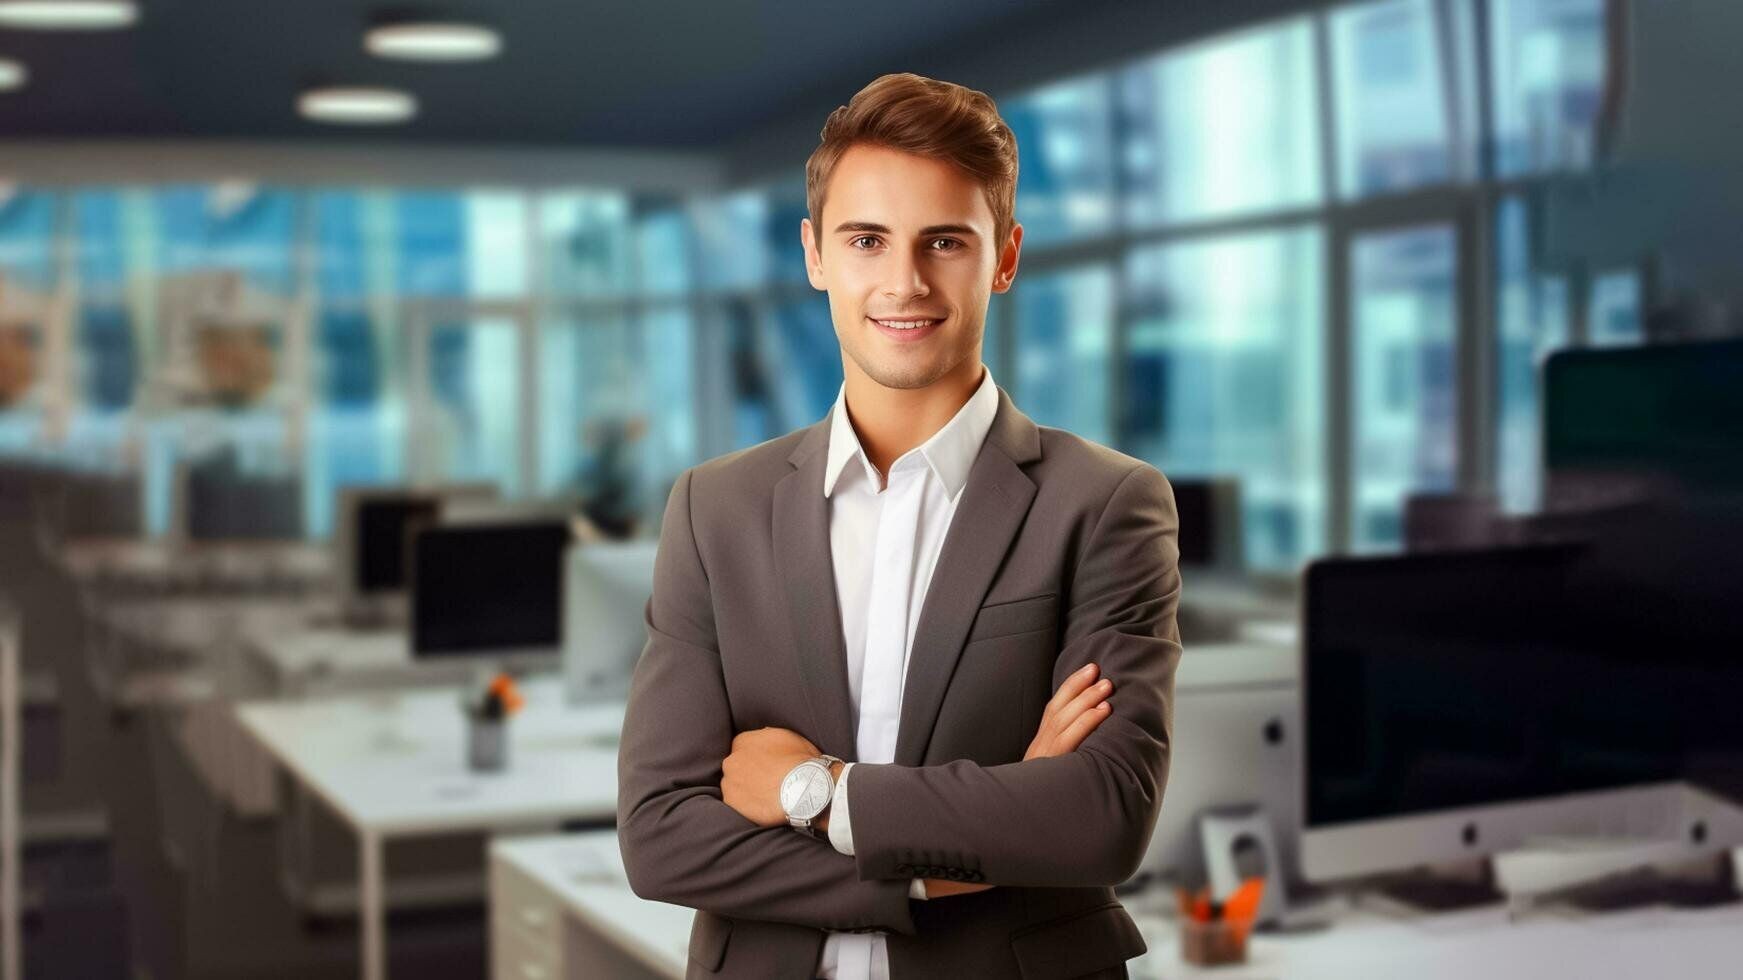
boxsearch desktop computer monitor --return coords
[60,468,143,540]
[180,449,303,541]
[562,539,658,703]
[336,489,440,622]
[335,484,498,624]
[409,519,573,663]
[1300,543,1743,884]
[1544,337,1743,509]
[1169,477,1243,575]
[354,495,441,594]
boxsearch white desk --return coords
[240,623,546,699]
[98,595,333,659]
[234,679,622,980]
[491,832,689,980]
[60,538,334,594]
[229,626,558,814]
[495,829,1743,980]
[1125,895,1743,979]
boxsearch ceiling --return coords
[0,0,1145,147]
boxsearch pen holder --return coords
[466,713,508,772]
[1179,914,1251,967]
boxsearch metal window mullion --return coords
[404,301,431,486]
[1434,0,1470,183]
[1455,200,1486,496]
[1105,71,1133,457]
[1315,10,1352,555]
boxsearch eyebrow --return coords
[833,221,981,237]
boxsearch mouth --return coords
[867,315,945,343]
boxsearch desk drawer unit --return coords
[491,854,563,980]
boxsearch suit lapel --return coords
[773,411,861,762]
[775,388,1043,768]
[894,388,1040,766]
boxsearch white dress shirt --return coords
[814,365,1000,980]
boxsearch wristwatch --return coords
[779,753,843,837]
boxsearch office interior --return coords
[2,0,1741,977]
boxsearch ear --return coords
[991,222,1024,294]
[801,218,826,291]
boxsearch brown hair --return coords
[806,73,1019,251]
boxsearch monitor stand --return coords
[1491,785,1743,913]
[1365,860,1504,913]
[341,596,406,632]
[1493,838,1739,912]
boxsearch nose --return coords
[881,248,931,304]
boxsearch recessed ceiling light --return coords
[297,87,417,126]
[0,59,25,91]
[0,1,138,30]
[365,22,501,62]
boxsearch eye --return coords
[850,235,881,250]
[930,238,964,252]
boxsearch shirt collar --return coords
[823,365,999,500]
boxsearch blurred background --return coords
[1,0,1741,978]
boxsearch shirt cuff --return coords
[826,762,855,856]
[908,877,929,900]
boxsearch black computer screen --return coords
[411,521,572,657]
[355,497,440,594]
[1170,480,1214,568]
[1304,536,1743,829]
[1544,337,1743,498]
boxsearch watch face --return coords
[781,764,830,819]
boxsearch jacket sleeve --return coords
[841,463,1182,889]
[615,466,918,935]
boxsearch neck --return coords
[841,357,985,481]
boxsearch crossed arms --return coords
[615,462,1182,934]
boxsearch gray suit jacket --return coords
[617,386,1183,979]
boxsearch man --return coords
[617,72,1182,979]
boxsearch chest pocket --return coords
[965,592,1058,644]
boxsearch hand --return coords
[922,664,1115,899]
[721,727,821,828]
[1024,662,1114,760]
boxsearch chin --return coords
[855,351,974,392]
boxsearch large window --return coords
[1120,17,1322,224]
[1330,0,1456,198]
[1490,0,1608,177]
[538,308,694,529]
[0,0,1622,557]
[540,191,634,299]
[1494,195,1570,514]
[1349,224,1459,551]
[0,190,56,455]
[1124,230,1326,569]
[1005,73,1117,246]
[1011,265,1114,447]
[308,190,402,536]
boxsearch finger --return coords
[1060,677,1113,726]
[1043,663,1099,721]
[1036,677,1112,750]
[1053,699,1112,754]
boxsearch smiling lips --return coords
[869,315,945,331]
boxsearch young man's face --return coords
[802,143,1022,392]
